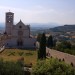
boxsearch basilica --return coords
[4,11,36,49]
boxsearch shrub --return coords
[0,59,24,75]
[25,52,33,56]
[18,52,24,56]
[71,62,73,67]
[8,52,15,56]
[32,58,75,75]
[62,58,65,61]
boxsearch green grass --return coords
[0,49,37,65]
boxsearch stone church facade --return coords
[5,11,36,49]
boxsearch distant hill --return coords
[0,22,60,30]
[50,25,75,32]
[0,23,5,33]
[30,23,60,29]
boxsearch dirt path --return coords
[46,47,75,66]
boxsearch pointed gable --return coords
[16,20,25,27]
[15,20,30,30]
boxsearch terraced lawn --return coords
[0,49,37,65]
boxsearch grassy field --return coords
[0,49,37,65]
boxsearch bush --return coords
[8,52,15,56]
[0,59,24,75]
[32,58,75,75]
[18,52,24,56]
[25,52,33,56]
[55,41,75,55]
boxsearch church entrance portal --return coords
[17,30,23,47]
[17,40,23,46]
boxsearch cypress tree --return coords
[47,35,53,48]
[38,33,46,59]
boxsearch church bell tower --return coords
[5,11,14,35]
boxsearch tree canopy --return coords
[38,33,46,59]
[47,35,54,48]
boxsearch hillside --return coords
[50,25,75,32]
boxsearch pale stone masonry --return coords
[5,11,36,49]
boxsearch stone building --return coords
[5,11,36,49]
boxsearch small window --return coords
[9,21,11,22]
[7,20,11,23]
[19,26,22,28]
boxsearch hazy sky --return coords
[0,0,75,24]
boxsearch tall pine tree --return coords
[47,35,53,48]
[38,33,46,59]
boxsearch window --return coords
[17,40,23,46]
[7,15,12,18]
[9,21,11,23]
[7,20,11,23]
[19,26,22,28]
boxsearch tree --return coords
[56,41,71,51]
[38,33,46,59]
[53,39,57,48]
[61,41,71,49]
[47,35,54,48]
